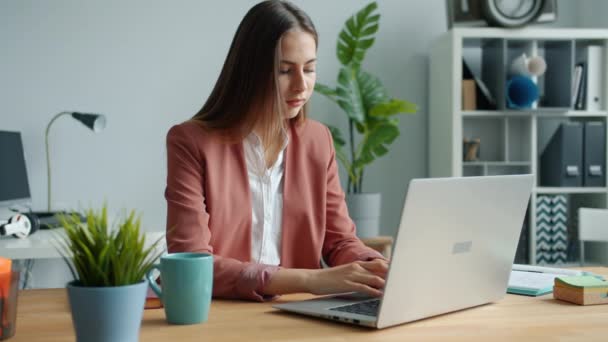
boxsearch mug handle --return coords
[146,264,162,300]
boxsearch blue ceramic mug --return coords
[146,252,213,325]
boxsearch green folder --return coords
[507,283,553,296]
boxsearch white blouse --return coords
[243,132,288,266]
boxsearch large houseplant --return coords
[315,2,416,237]
[55,206,164,342]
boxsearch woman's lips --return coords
[286,99,305,108]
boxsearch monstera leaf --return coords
[314,83,337,101]
[335,67,365,123]
[337,2,380,69]
[353,122,399,170]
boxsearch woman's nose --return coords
[291,71,307,92]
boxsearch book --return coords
[554,276,608,305]
[571,63,583,108]
[507,264,590,296]
[462,79,476,110]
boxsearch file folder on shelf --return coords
[583,122,606,187]
[583,46,603,111]
[540,122,583,187]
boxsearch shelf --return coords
[453,27,608,40]
[463,161,530,166]
[534,187,608,194]
[462,110,608,117]
[432,28,608,266]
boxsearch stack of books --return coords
[554,276,608,305]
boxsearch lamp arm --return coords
[45,111,72,211]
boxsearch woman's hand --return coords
[305,259,389,297]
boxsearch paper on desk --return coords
[512,264,584,276]
[509,271,567,291]
[508,265,584,294]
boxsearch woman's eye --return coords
[304,69,315,73]
[279,69,290,74]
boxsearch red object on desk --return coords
[0,258,15,340]
[0,258,10,296]
[145,286,163,310]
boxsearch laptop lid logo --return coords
[452,241,472,254]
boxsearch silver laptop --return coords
[274,175,534,329]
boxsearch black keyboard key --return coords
[329,299,380,317]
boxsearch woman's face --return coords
[278,30,317,119]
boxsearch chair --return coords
[578,208,608,266]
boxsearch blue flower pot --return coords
[66,280,147,342]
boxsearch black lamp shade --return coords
[71,112,106,133]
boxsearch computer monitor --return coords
[0,131,32,208]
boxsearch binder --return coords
[584,46,603,111]
[540,122,583,187]
[462,60,496,109]
[583,122,606,187]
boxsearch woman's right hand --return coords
[304,259,388,297]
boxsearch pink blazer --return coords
[165,119,384,301]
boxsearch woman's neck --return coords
[252,125,287,168]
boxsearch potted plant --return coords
[55,206,164,342]
[315,2,417,238]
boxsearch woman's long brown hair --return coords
[192,0,318,162]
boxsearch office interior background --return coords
[1,0,608,288]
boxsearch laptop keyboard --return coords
[329,299,380,317]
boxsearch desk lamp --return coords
[45,112,106,211]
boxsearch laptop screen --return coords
[0,130,31,207]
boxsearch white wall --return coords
[1,0,449,237]
[0,0,592,287]
[577,0,608,28]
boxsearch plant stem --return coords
[347,178,352,193]
[359,169,364,193]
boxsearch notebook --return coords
[507,264,596,296]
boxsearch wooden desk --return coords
[10,267,608,341]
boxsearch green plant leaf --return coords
[370,98,417,117]
[337,1,380,69]
[53,204,165,287]
[314,83,338,102]
[356,70,389,115]
[336,67,365,123]
[353,122,399,170]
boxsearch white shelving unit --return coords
[429,28,608,265]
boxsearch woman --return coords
[165,0,388,301]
